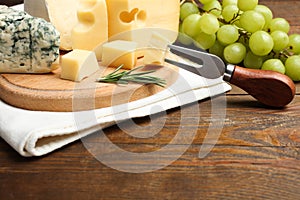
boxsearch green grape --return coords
[239,11,265,33]
[288,34,300,54]
[178,23,193,45]
[222,0,238,7]
[243,51,264,69]
[249,31,274,56]
[223,42,247,64]
[217,24,239,45]
[222,5,239,22]
[209,40,225,59]
[254,5,273,30]
[233,19,242,28]
[180,2,199,21]
[237,0,258,11]
[194,32,216,50]
[269,18,290,33]
[285,55,300,81]
[261,59,285,74]
[182,14,202,38]
[199,0,214,4]
[199,13,219,34]
[203,0,222,16]
[271,31,289,52]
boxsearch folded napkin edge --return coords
[19,81,230,156]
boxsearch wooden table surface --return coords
[1,1,300,199]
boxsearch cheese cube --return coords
[101,40,138,70]
[106,0,180,43]
[61,49,99,82]
[143,32,172,64]
[71,0,108,56]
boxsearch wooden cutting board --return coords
[0,63,178,112]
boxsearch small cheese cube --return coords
[143,32,171,65]
[101,40,138,69]
[61,49,99,82]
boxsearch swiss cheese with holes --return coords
[106,0,180,42]
[25,0,180,51]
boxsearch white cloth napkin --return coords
[0,68,231,157]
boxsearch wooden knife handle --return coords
[228,65,296,107]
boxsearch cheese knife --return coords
[164,44,296,108]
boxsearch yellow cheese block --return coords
[25,0,180,52]
[61,49,99,82]
[106,0,180,43]
[72,0,108,56]
[101,40,138,70]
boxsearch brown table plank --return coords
[1,92,300,199]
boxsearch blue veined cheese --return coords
[30,17,60,72]
[0,5,60,73]
[0,6,31,72]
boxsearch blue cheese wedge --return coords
[0,5,60,73]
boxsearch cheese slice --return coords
[101,40,138,69]
[25,0,80,50]
[61,49,99,82]
[72,0,108,58]
[106,0,180,43]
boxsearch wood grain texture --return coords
[1,1,300,200]
[1,92,300,200]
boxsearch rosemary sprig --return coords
[96,65,166,87]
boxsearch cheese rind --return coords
[0,5,60,73]
[72,0,108,57]
[101,40,138,70]
[61,49,99,82]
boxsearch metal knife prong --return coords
[164,57,204,76]
[165,44,225,79]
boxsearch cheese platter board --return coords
[0,62,178,112]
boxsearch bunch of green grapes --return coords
[178,0,300,81]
